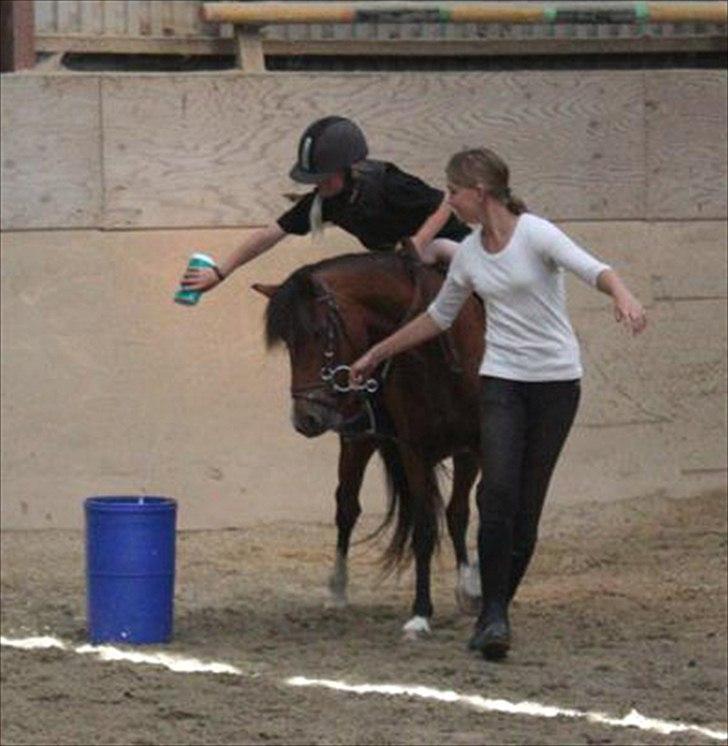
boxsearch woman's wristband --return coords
[213,265,225,282]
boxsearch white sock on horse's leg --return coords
[402,615,432,639]
[326,551,348,608]
[455,561,482,616]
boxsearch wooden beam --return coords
[34,35,233,56]
[647,2,728,23]
[33,34,727,59]
[201,1,728,26]
[235,27,265,71]
[0,0,36,72]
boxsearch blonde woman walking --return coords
[350,148,647,660]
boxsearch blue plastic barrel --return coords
[85,496,177,644]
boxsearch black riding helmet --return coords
[289,116,369,184]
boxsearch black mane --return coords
[263,251,421,349]
[264,265,320,348]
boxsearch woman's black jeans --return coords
[477,376,580,622]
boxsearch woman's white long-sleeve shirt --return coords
[427,213,610,381]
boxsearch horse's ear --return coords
[251,282,279,298]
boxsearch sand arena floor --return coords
[1,487,726,745]
[1,223,726,743]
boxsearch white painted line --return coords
[0,636,66,651]
[1,636,241,676]
[287,676,728,743]
[3,636,725,742]
[74,644,243,675]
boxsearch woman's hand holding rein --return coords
[349,349,381,385]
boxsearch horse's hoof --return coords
[401,615,432,640]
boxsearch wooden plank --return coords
[34,31,727,56]
[100,71,646,228]
[0,76,102,230]
[4,70,723,230]
[161,1,176,37]
[103,0,129,36]
[646,71,728,219]
[57,0,81,33]
[166,0,200,37]
[80,0,105,35]
[150,0,164,37]
[137,0,152,36]
[235,27,265,70]
[126,0,141,36]
[35,0,58,34]
[168,0,189,37]
[35,33,234,55]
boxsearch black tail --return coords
[355,439,443,575]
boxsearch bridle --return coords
[290,290,382,403]
[290,269,424,412]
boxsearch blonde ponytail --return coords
[504,189,527,216]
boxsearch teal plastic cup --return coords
[174,253,217,306]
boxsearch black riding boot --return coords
[468,519,513,660]
[507,544,535,603]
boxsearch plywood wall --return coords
[0,76,102,229]
[1,69,725,230]
[35,0,228,40]
[1,221,725,530]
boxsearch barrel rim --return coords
[84,495,177,512]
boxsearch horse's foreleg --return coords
[327,436,375,608]
[448,451,482,615]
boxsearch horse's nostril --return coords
[293,405,328,436]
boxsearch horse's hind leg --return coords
[447,450,482,615]
[327,435,376,608]
[398,449,439,638]
[404,503,437,638]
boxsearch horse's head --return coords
[253,260,378,437]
